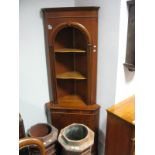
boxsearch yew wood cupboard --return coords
[105,96,135,155]
[42,7,100,155]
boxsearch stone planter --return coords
[28,123,58,155]
[58,123,94,155]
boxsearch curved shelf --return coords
[58,95,86,106]
[55,48,86,53]
[56,71,86,80]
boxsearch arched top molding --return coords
[50,22,92,45]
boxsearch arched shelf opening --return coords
[52,23,91,105]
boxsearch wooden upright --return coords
[42,7,100,155]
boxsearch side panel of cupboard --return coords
[105,96,135,155]
[105,113,135,155]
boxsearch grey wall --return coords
[19,0,75,130]
[115,0,135,102]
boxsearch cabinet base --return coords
[45,102,100,155]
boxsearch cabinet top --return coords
[42,7,100,12]
[42,7,99,18]
[107,95,135,125]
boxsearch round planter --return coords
[28,123,58,155]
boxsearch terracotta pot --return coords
[28,123,58,155]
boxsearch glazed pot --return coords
[58,123,94,155]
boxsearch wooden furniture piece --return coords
[42,7,100,155]
[19,138,46,155]
[105,96,135,155]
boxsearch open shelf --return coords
[56,71,86,80]
[58,95,86,107]
[53,26,88,105]
[55,48,86,53]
